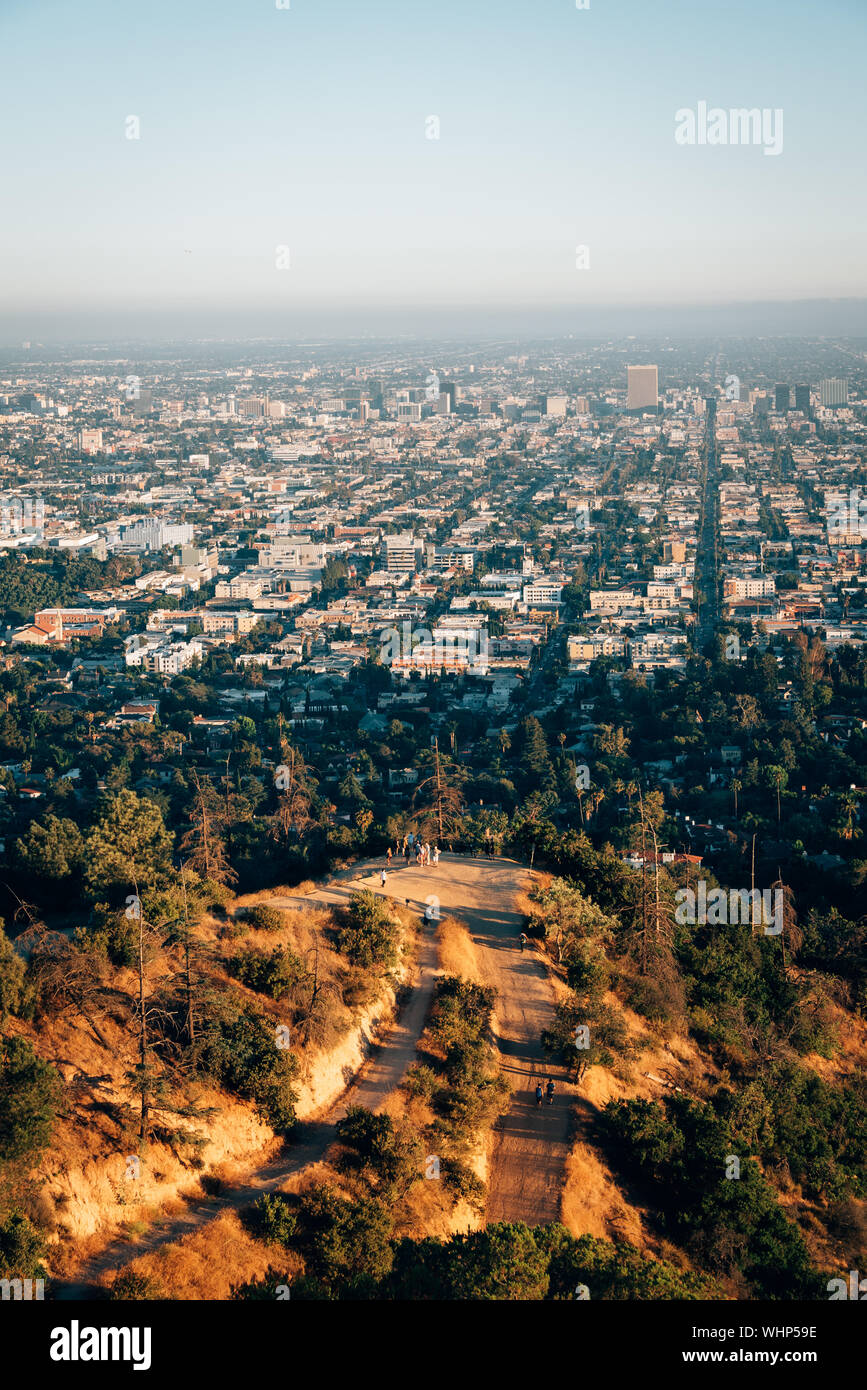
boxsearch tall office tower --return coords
[754,394,771,417]
[575,395,590,414]
[439,381,457,410]
[820,378,849,407]
[541,394,567,417]
[131,389,153,415]
[774,384,790,413]
[627,365,658,410]
[794,385,811,414]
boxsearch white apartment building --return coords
[382,532,422,573]
[118,519,194,551]
[124,633,203,674]
[723,575,776,598]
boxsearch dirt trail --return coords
[464,870,574,1226]
[56,854,567,1296]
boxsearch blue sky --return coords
[1,0,865,336]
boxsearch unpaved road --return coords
[57,854,569,1296]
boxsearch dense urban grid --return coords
[0,335,865,1306]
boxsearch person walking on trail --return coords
[546,1079,555,1106]
[432,845,440,865]
[519,931,527,952]
[404,844,410,866]
[380,868,388,888]
[535,1082,543,1107]
[386,847,392,866]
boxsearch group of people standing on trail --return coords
[385,836,440,868]
[381,837,440,886]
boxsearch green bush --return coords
[198,1008,298,1133]
[547,1230,719,1300]
[403,1064,439,1102]
[440,1158,486,1212]
[293,1187,394,1295]
[245,1193,298,1245]
[244,904,287,933]
[334,891,399,971]
[0,1212,48,1280]
[228,947,307,1002]
[334,1107,422,1197]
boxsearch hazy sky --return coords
[1,0,865,338]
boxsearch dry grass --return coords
[435,915,482,982]
[512,869,550,924]
[561,1137,649,1247]
[101,1209,302,1300]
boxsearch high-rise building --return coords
[794,385,811,414]
[540,394,567,417]
[774,384,790,413]
[382,532,422,573]
[78,428,103,454]
[575,396,590,414]
[627,365,658,411]
[820,378,849,408]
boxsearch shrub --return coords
[244,1193,298,1245]
[0,1212,48,1280]
[547,1230,719,1300]
[293,1187,394,1294]
[429,976,495,1053]
[227,947,307,1002]
[403,1064,439,1102]
[334,891,399,971]
[334,1107,422,1197]
[198,1008,298,1133]
[109,1271,164,1300]
[440,1158,486,1212]
[244,904,287,933]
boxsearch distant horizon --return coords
[3,296,867,352]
